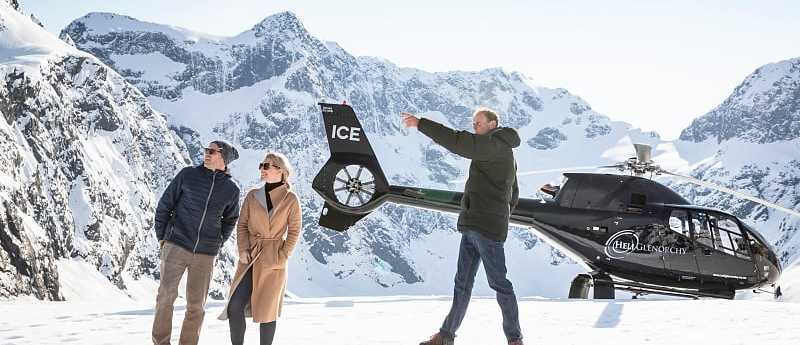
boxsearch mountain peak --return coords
[251,11,307,37]
[79,11,135,23]
[679,56,800,144]
[64,11,223,45]
[67,12,152,36]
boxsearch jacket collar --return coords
[197,164,231,177]
[253,183,289,217]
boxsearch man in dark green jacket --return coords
[402,108,524,345]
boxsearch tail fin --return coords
[312,103,390,231]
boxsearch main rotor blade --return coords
[517,166,605,177]
[661,170,800,219]
[598,163,627,170]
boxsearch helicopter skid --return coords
[569,272,735,300]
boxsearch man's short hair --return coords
[474,107,499,125]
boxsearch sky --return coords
[23,0,800,140]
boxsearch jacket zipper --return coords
[193,171,217,253]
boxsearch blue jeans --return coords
[440,227,522,341]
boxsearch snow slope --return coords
[1,296,798,345]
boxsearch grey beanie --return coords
[211,140,239,166]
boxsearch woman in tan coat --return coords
[218,152,302,345]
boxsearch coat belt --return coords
[250,237,282,257]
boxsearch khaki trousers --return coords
[152,242,215,345]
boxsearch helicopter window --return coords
[709,214,751,259]
[668,209,691,238]
[690,212,714,248]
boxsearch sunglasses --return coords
[203,147,222,155]
[259,162,282,170]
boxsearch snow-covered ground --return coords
[1,295,798,345]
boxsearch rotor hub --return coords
[347,178,364,193]
[620,157,662,177]
[333,165,376,207]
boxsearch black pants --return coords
[228,268,277,345]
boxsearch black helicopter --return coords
[312,102,791,300]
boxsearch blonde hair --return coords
[473,107,499,125]
[263,152,293,186]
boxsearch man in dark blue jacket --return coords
[152,140,241,345]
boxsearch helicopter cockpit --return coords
[666,208,752,257]
[661,206,781,285]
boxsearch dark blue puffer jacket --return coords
[154,165,241,256]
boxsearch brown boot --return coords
[508,339,525,345]
[419,332,454,345]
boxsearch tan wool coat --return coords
[218,183,301,323]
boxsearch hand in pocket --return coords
[238,250,251,265]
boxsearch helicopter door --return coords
[692,212,757,285]
[663,209,699,278]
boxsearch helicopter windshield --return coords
[741,222,781,271]
[708,213,751,259]
[743,223,773,251]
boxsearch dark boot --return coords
[419,332,454,345]
[508,339,524,345]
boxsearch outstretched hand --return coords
[401,112,420,128]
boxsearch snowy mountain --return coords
[58,11,671,299]
[679,58,800,144]
[3,7,793,303]
[670,58,800,266]
[0,3,190,300]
